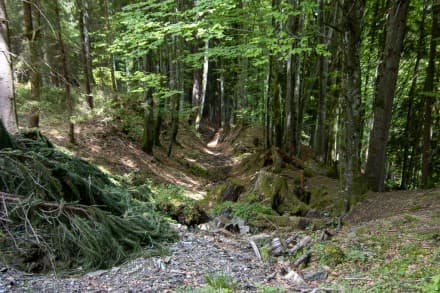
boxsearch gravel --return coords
[0,225,310,292]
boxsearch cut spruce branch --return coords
[0,132,176,273]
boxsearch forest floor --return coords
[1,119,439,292]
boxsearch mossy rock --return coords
[249,171,309,216]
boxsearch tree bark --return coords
[0,0,18,134]
[195,39,209,131]
[400,6,427,189]
[421,0,439,188]
[78,0,93,109]
[23,0,42,128]
[340,0,365,207]
[55,0,74,144]
[365,0,410,192]
[141,54,154,155]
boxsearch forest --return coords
[0,0,439,291]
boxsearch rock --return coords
[283,270,306,286]
[303,271,328,281]
[85,269,107,278]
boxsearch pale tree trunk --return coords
[285,0,298,156]
[264,56,272,148]
[365,0,410,192]
[78,0,93,109]
[141,54,154,155]
[55,0,74,144]
[341,0,365,209]
[0,0,17,134]
[421,0,439,188]
[195,39,209,131]
[23,0,42,128]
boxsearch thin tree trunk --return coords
[104,0,117,92]
[167,35,180,157]
[400,7,427,189]
[365,0,410,192]
[264,56,272,148]
[54,0,74,143]
[141,54,155,155]
[0,0,17,133]
[421,0,439,188]
[78,0,93,109]
[315,0,336,161]
[23,0,41,128]
[196,39,209,131]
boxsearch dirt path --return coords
[42,121,233,197]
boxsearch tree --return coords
[421,0,439,188]
[23,0,42,128]
[78,0,94,109]
[365,0,410,192]
[54,0,75,144]
[0,0,17,134]
[340,0,365,206]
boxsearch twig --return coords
[343,277,372,281]
[0,191,90,216]
[249,240,262,261]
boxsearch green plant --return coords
[423,274,440,292]
[212,201,277,221]
[204,273,239,292]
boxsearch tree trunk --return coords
[55,0,74,144]
[314,0,336,161]
[78,0,93,109]
[196,39,209,131]
[400,6,427,189]
[23,0,42,128]
[421,0,439,188]
[365,0,410,192]
[341,0,365,208]
[141,54,154,155]
[0,0,17,134]
[167,35,180,157]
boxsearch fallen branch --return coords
[288,236,312,255]
[343,277,372,281]
[0,191,90,216]
[293,251,311,268]
[249,240,262,261]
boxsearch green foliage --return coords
[314,243,345,267]
[423,274,440,293]
[0,133,176,272]
[212,201,277,221]
[204,273,239,292]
